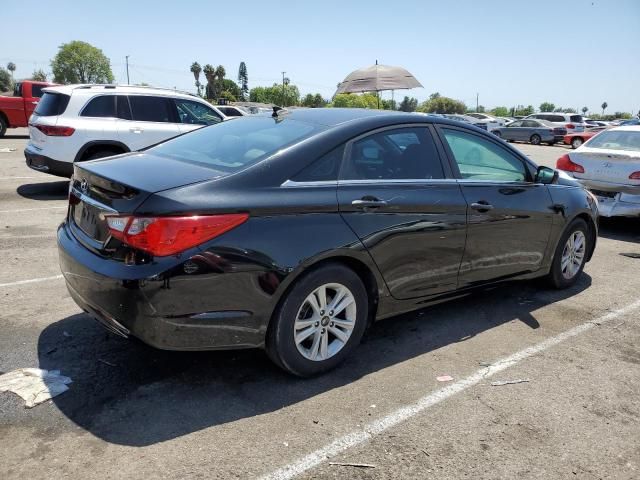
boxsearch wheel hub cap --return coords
[561,231,586,280]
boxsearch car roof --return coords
[283,108,407,126]
[611,125,640,132]
[42,84,201,101]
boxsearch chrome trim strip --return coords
[71,188,118,213]
[281,179,338,188]
[280,178,458,187]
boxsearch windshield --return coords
[585,130,640,151]
[149,116,323,172]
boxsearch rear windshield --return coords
[149,117,323,173]
[586,130,640,151]
[570,115,584,123]
[34,93,70,116]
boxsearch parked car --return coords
[620,118,640,126]
[563,130,602,149]
[58,109,598,376]
[466,112,503,130]
[492,119,567,145]
[556,126,640,216]
[214,105,247,117]
[584,119,609,129]
[442,114,490,130]
[24,84,230,177]
[0,80,55,137]
[525,113,586,133]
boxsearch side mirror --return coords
[535,166,559,184]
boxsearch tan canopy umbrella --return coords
[335,62,423,107]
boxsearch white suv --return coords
[525,113,586,133]
[24,85,238,177]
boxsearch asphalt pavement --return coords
[0,130,638,479]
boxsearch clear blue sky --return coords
[3,0,639,114]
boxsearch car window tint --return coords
[523,120,538,128]
[442,129,528,182]
[509,121,523,127]
[31,85,45,98]
[174,99,222,125]
[81,95,116,117]
[550,115,564,122]
[129,96,173,122]
[570,115,584,123]
[116,96,132,120]
[586,130,640,151]
[34,93,70,116]
[292,146,344,182]
[219,107,243,117]
[341,127,444,181]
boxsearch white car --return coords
[465,113,503,131]
[525,113,586,134]
[24,84,235,177]
[556,126,640,216]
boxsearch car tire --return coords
[530,134,541,145]
[546,218,590,289]
[266,263,368,377]
[0,116,7,138]
[493,131,502,138]
[571,137,583,149]
[547,141,555,146]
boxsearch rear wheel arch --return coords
[75,141,130,162]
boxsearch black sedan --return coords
[492,119,567,145]
[58,109,598,376]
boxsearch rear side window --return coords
[523,120,539,127]
[550,115,564,122]
[570,115,584,123]
[31,85,45,98]
[442,128,528,182]
[81,95,116,117]
[219,107,243,117]
[341,127,444,181]
[34,93,70,116]
[292,146,344,182]
[129,96,174,123]
[116,96,132,120]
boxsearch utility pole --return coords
[125,55,130,84]
[281,71,286,107]
[476,92,479,113]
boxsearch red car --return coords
[0,80,55,137]
[563,129,603,149]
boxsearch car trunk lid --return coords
[570,147,640,186]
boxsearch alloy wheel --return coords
[560,231,586,280]
[293,283,356,361]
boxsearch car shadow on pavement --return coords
[1,134,29,139]
[37,275,591,447]
[598,217,640,245]
[17,181,69,201]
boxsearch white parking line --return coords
[0,275,63,288]
[0,206,66,214]
[259,299,640,480]
[0,176,36,180]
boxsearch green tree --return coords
[540,102,555,112]
[51,41,114,84]
[601,101,608,115]
[7,62,16,81]
[491,106,509,117]
[381,99,396,110]
[613,111,632,119]
[331,93,379,109]
[564,108,577,113]
[31,69,47,82]
[190,62,202,96]
[582,106,588,115]
[398,96,418,112]
[476,105,485,113]
[203,64,216,99]
[301,93,327,108]
[0,67,12,92]
[249,83,300,106]
[417,95,466,114]
[237,62,248,101]
[215,65,226,99]
[221,79,240,100]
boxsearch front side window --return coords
[175,99,222,125]
[442,129,528,182]
[523,120,539,128]
[129,96,174,123]
[81,95,116,117]
[341,127,444,181]
[509,121,523,127]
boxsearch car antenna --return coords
[272,106,288,118]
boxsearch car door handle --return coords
[352,198,388,209]
[130,128,143,133]
[470,202,494,211]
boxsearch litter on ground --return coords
[490,379,530,387]
[436,375,454,382]
[0,368,72,408]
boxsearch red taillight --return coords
[629,172,640,180]
[556,154,584,173]
[106,214,249,256]
[34,124,75,136]
[565,123,575,129]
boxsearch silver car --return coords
[492,119,567,145]
[556,126,640,216]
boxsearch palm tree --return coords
[190,62,202,96]
[601,102,608,116]
[582,107,588,115]
[203,64,216,99]
[215,65,226,99]
[6,62,16,81]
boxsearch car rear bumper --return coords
[590,191,640,217]
[57,221,268,350]
[24,147,73,178]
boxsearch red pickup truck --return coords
[0,80,55,137]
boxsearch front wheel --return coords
[571,137,583,149]
[266,263,368,377]
[546,219,589,289]
[530,134,541,145]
